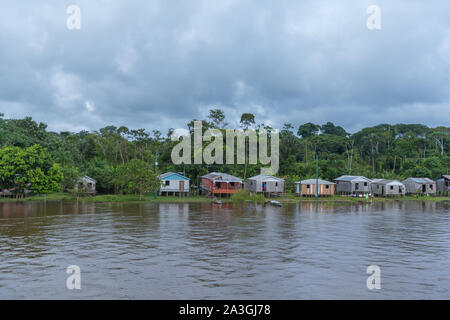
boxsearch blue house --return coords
[158,172,190,196]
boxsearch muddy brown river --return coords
[0,200,449,299]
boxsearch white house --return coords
[334,175,372,195]
[75,175,96,194]
[245,174,284,195]
[158,172,190,196]
[370,179,406,196]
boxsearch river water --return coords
[0,200,449,299]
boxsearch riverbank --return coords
[0,193,448,203]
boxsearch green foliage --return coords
[240,113,256,129]
[208,109,228,128]
[0,144,62,195]
[231,189,266,205]
[85,158,115,193]
[297,122,320,138]
[61,165,80,191]
[320,122,348,137]
[114,159,161,200]
[0,112,449,197]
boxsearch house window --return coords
[355,183,359,190]
[165,181,170,186]
[325,185,329,189]
[275,182,278,187]
[364,182,368,187]
[390,185,394,190]
[306,184,310,189]
[429,184,433,190]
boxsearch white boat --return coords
[269,200,282,207]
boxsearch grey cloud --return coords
[0,0,449,134]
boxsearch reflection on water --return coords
[0,200,449,299]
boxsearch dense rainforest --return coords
[0,110,449,195]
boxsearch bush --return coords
[231,189,266,205]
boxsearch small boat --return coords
[269,200,282,207]
[212,198,222,205]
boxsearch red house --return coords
[201,172,243,197]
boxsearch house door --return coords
[180,181,184,193]
[422,184,426,193]
[382,186,384,195]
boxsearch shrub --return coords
[231,189,267,205]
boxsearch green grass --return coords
[0,193,75,202]
[0,192,448,204]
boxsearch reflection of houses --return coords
[295,179,335,197]
[402,177,436,195]
[370,179,405,196]
[0,189,13,197]
[75,176,96,195]
[436,175,450,194]
[158,172,190,196]
[245,175,284,196]
[334,175,372,195]
[0,188,31,198]
[201,172,242,197]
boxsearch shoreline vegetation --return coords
[0,192,448,204]
[1,111,449,205]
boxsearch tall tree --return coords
[208,109,228,128]
[239,113,256,178]
[297,122,320,138]
[240,113,255,130]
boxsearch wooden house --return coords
[334,175,372,195]
[158,172,190,196]
[436,175,450,194]
[246,175,284,195]
[201,172,242,197]
[402,177,436,195]
[370,179,406,196]
[75,176,96,195]
[0,189,13,197]
[295,179,335,197]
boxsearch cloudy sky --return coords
[0,0,449,134]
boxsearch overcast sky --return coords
[0,0,449,134]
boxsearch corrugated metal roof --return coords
[159,172,189,180]
[296,179,335,185]
[202,172,242,183]
[334,175,371,182]
[371,179,404,185]
[247,174,284,182]
[80,175,96,183]
[442,175,450,180]
[408,177,434,184]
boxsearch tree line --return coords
[0,110,448,195]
